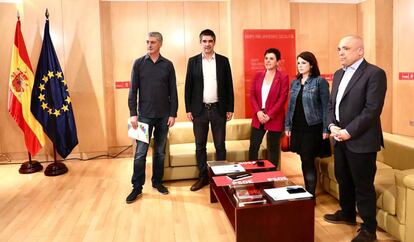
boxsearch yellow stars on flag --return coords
[38,93,45,101]
[41,102,48,110]
[42,75,49,83]
[62,105,69,112]
[47,70,54,78]
[53,109,61,117]
[37,70,73,118]
[39,84,45,91]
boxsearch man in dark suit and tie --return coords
[323,35,387,242]
[185,29,234,191]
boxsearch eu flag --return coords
[31,18,78,158]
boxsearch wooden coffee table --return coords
[208,161,315,242]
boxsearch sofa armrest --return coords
[395,169,414,226]
[403,173,414,190]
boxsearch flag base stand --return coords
[44,162,68,176]
[19,161,43,174]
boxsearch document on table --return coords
[128,120,150,143]
[264,185,313,201]
[211,164,246,175]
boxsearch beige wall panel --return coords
[327,4,358,72]
[100,2,148,147]
[357,0,376,62]
[375,0,393,132]
[291,3,357,77]
[184,2,221,58]
[230,0,263,118]
[100,2,117,148]
[60,0,108,155]
[290,3,330,73]
[260,0,290,29]
[393,0,414,136]
[219,1,230,58]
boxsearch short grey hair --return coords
[148,32,163,44]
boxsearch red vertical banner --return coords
[244,30,296,118]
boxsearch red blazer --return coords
[250,70,289,132]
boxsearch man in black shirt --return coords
[126,32,178,203]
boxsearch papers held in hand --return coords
[227,172,252,181]
[127,119,150,143]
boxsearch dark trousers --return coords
[193,106,226,179]
[248,126,281,169]
[131,116,169,190]
[300,154,317,196]
[334,142,377,232]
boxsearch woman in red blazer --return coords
[248,48,289,169]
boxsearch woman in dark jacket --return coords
[285,51,330,196]
[249,48,289,169]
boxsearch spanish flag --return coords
[8,18,45,156]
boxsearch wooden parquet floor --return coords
[0,152,398,242]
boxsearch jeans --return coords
[193,105,226,179]
[131,116,169,190]
[248,126,281,169]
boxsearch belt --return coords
[203,102,218,109]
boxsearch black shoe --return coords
[351,229,377,242]
[190,177,209,191]
[153,184,169,195]
[323,210,357,225]
[126,188,142,204]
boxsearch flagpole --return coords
[19,152,43,174]
[44,144,68,176]
[13,11,43,174]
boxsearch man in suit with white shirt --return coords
[323,35,387,242]
[185,29,234,191]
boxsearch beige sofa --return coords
[316,132,414,241]
[162,118,267,181]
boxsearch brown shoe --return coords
[351,229,377,242]
[190,177,209,191]
[323,210,357,225]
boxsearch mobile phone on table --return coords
[286,187,306,194]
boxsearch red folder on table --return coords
[213,171,287,187]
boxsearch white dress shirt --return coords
[202,53,218,103]
[335,58,364,122]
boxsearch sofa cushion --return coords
[377,161,392,170]
[226,119,252,141]
[169,140,267,167]
[382,133,414,170]
[375,168,397,215]
[169,122,213,145]
[168,122,195,144]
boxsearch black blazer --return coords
[184,53,234,117]
[327,59,387,153]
